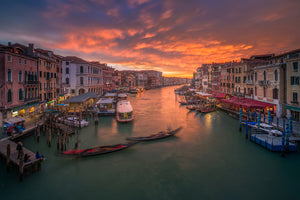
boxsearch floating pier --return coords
[250,134,297,152]
[0,138,43,180]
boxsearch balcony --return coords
[291,101,299,105]
[24,97,40,103]
[24,80,39,85]
[44,87,53,91]
[258,80,270,86]
[245,80,253,85]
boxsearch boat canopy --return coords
[196,92,213,97]
[118,93,127,98]
[104,93,117,98]
[3,116,25,124]
[117,100,133,113]
[96,98,114,104]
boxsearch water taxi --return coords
[116,100,134,122]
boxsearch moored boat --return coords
[96,98,116,116]
[116,100,134,122]
[62,141,138,157]
[126,127,183,141]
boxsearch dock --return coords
[0,138,43,180]
[250,134,297,152]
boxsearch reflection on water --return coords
[1,86,300,200]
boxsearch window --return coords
[274,70,278,81]
[7,55,12,62]
[19,58,22,64]
[51,73,53,78]
[54,73,56,78]
[296,77,300,85]
[80,66,84,74]
[255,87,257,96]
[291,76,295,85]
[273,88,278,99]
[293,92,298,103]
[18,71,22,82]
[7,69,12,82]
[19,89,23,100]
[263,71,267,81]
[7,89,12,102]
[40,71,42,77]
[80,77,84,85]
[71,89,75,94]
[40,83,42,90]
[293,62,298,72]
[66,61,69,65]
[66,78,69,85]
[66,67,69,74]
[24,60,27,65]
[263,87,266,97]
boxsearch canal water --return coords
[1,86,300,200]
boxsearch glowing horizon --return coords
[0,0,299,78]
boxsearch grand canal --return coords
[1,85,300,200]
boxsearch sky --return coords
[0,0,300,78]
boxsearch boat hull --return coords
[126,127,183,141]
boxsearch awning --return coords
[285,104,300,112]
[12,102,40,112]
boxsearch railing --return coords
[24,80,39,85]
[24,97,40,102]
[258,80,270,86]
[245,80,253,85]
[291,101,299,105]
[44,87,53,91]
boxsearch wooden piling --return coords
[19,150,24,182]
[6,144,10,172]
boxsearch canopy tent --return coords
[220,97,274,109]
[212,92,227,99]
[196,92,213,97]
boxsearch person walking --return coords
[16,142,23,159]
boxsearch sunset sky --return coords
[0,0,299,78]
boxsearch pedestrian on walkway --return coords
[16,142,23,159]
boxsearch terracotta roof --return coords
[63,56,89,64]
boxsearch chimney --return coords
[28,43,34,56]
[8,42,11,46]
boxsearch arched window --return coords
[263,71,267,81]
[80,77,84,85]
[80,66,84,74]
[263,87,266,97]
[7,89,12,102]
[19,89,23,100]
[7,69,12,82]
[274,70,278,81]
[18,71,22,82]
[273,88,278,99]
[66,78,69,85]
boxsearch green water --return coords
[1,86,300,200]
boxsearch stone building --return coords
[284,49,300,121]
[0,43,39,124]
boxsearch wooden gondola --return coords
[62,141,138,157]
[126,127,183,141]
[200,108,215,113]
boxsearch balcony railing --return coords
[24,97,40,102]
[245,80,254,85]
[258,80,270,86]
[24,80,39,85]
[291,101,299,105]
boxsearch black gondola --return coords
[62,141,138,157]
[126,127,183,141]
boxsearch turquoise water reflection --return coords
[1,86,300,200]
